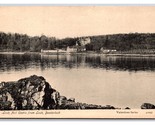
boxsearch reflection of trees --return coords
[40,54,85,69]
[0,54,41,72]
[85,56,155,71]
[0,54,155,72]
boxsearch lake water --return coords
[0,53,155,109]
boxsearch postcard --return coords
[0,6,155,118]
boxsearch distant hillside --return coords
[89,33,155,51]
[0,32,155,53]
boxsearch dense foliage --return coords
[0,32,77,52]
[89,33,155,51]
[1,32,155,52]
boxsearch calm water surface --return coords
[0,53,155,109]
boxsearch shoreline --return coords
[0,75,118,110]
[0,75,155,110]
[104,53,155,57]
[0,52,40,55]
[1,51,155,57]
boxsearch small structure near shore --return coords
[100,47,117,54]
[41,49,66,54]
[41,37,90,54]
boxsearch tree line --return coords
[88,33,155,51]
[0,32,78,52]
[1,32,155,52]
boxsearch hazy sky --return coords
[0,6,155,38]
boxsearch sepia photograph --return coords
[0,6,155,118]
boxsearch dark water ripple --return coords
[0,54,155,72]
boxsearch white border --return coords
[0,0,155,5]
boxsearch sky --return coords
[0,6,155,38]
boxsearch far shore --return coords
[1,51,155,57]
[0,51,39,55]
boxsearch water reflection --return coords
[0,54,155,72]
[1,53,155,108]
